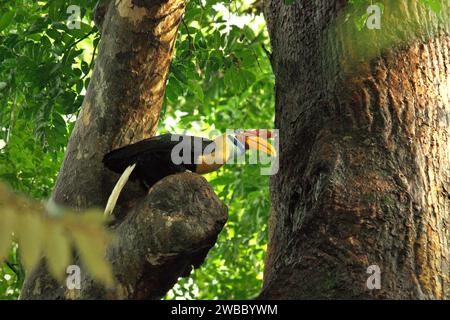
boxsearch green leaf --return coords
[44,225,71,281]
[224,67,238,89]
[81,61,90,75]
[243,25,255,41]
[190,81,204,102]
[172,65,189,84]
[46,28,62,41]
[67,210,114,287]
[0,11,15,32]
[16,213,44,272]
[72,231,114,288]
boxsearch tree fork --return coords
[21,0,228,299]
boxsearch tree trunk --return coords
[262,0,449,299]
[20,0,227,299]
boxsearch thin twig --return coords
[81,36,100,80]
[3,259,19,277]
[182,18,195,51]
[62,28,97,66]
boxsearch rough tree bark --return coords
[20,0,227,299]
[261,0,449,299]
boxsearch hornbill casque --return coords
[103,130,276,216]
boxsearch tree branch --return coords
[21,0,226,300]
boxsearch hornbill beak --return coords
[237,130,277,157]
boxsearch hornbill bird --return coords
[103,130,276,216]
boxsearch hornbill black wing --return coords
[103,133,214,187]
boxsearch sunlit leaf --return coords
[16,213,44,272]
[0,210,15,260]
[72,231,114,288]
[44,224,71,281]
[0,11,15,32]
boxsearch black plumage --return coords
[103,133,215,188]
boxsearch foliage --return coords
[0,182,113,290]
[0,0,100,299]
[0,243,22,298]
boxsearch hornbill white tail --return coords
[103,130,276,216]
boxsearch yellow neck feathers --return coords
[195,134,235,174]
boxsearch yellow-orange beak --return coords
[239,130,277,157]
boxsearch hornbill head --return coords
[233,129,277,157]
